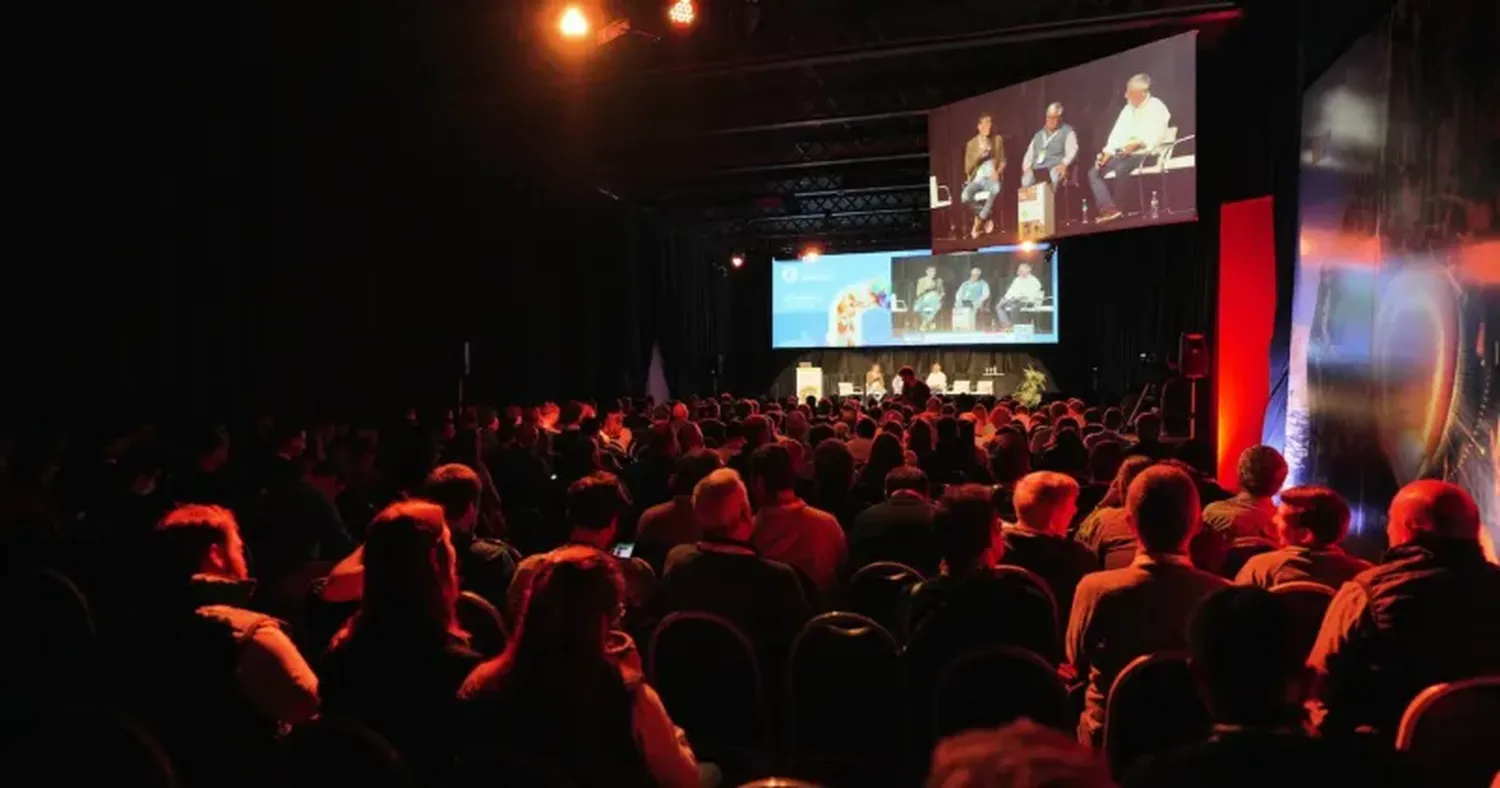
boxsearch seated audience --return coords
[1234,485,1370,589]
[1067,465,1231,747]
[849,466,940,576]
[903,484,1059,662]
[854,432,906,505]
[507,472,653,626]
[1125,586,1414,787]
[749,443,847,597]
[656,468,812,683]
[634,449,723,575]
[318,501,482,779]
[988,428,1031,522]
[929,719,1114,788]
[1125,413,1168,461]
[1001,471,1097,627]
[1308,480,1500,741]
[1202,445,1287,544]
[847,416,877,463]
[1075,455,1154,569]
[460,546,700,788]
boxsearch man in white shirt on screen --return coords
[996,262,1045,331]
[926,362,948,393]
[1021,102,1080,189]
[1087,73,1171,223]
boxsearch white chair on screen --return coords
[929,175,953,209]
[975,380,994,395]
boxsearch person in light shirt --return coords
[995,262,1045,330]
[954,267,991,331]
[1088,73,1171,223]
[1020,102,1080,189]
[926,362,948,393]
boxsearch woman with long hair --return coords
[854,432,906,504]
[459,546,699,788]
[319,501,481,778]
[1074,455,1156,569]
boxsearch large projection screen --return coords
[928,32,1197,253]
[770,244,1059,348]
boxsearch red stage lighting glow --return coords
[668,0,695,26]
[558,5,589,38]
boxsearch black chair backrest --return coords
[991,565,1059,638]
[1396,677,1500,788]
[786,612,904,762]
[278,716,411,788]
[455,590,508,657]
[25,705,178,788]
[1269,581,1335,656]
[449,752,575,788]
[1103,652,1210,780]
[1220,538,1279,579]
[648,611,772,759]
[933,645,1068,739]
[2,569,96,698]
[848,562,924,639]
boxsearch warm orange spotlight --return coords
[668,0,695,26]
[801,247,821,262]
[1018,240,1037,253]
[730,255,745,268]
[558,5,590,38]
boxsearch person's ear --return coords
[205,542,229,574]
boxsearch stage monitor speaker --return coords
[1179,333,1210,379]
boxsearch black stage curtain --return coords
[768,350,1054,400]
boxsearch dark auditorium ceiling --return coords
[510,0,1240,258]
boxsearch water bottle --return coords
[1081,199,1089,224]
[1149,191,1160,219]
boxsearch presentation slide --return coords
[927,32,1197,253]
[770,245,1059,348]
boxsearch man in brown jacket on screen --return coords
[961,113,1006,239]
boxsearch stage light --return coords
[801,247,821,262]
[558,5,590,38]
[730,255,744,268]
[668,0,695,26]
[1018,240,1037,253]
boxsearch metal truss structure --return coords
[546,0,1237,256]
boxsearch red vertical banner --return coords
[1216,197,1276,489]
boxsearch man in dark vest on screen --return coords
[1021,102,1080,190]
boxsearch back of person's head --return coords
[675,420,705,452]
[1134,412,1163,442]
[989,430,1031,486]
[422,463,482,529]
[813,439,855,493]
[1173,441,1218,479]
[934,484,1000,572]
[855,416,878,439]
[1083,407,1102,426]
[723,419,744,444]
[1389,479,1482,543]
[565,472,630,534]
[698,418,726,447]
[152,504,246,585]
[644,421,680,459]
[1276,485,1350,548]
[1102,407,1124,431]
[1014,471,1081,536]
[1189,586,1306,726]
[1101,454,1154,509]
[670,449,723,497]
[898,365,916,380]
[1049,401,1069,420]
[1126,464,1201,553]
[558,401,585,427]
[749,442,797,497]
[885,465,929,499]
[692,468,754,541]
[908,418,935,453]
[337,500,459,646]
[927,719,1112,788]
[808,423,837,447]
[1237,445,1288,497]
[1086,440,1125,486]
[742,414,773,448]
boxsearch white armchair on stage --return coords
[950,380,971,394]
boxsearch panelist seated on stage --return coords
[1020,102,1080,189]
[1088,73,1171,224]
[865,363,886,396]
[926,363,948,393]
[995,262,1045,331]
[961,113,1006,240]
[913,265,946,332]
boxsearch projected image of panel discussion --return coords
[927,32,1197,253]
[770,244,1058,349]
